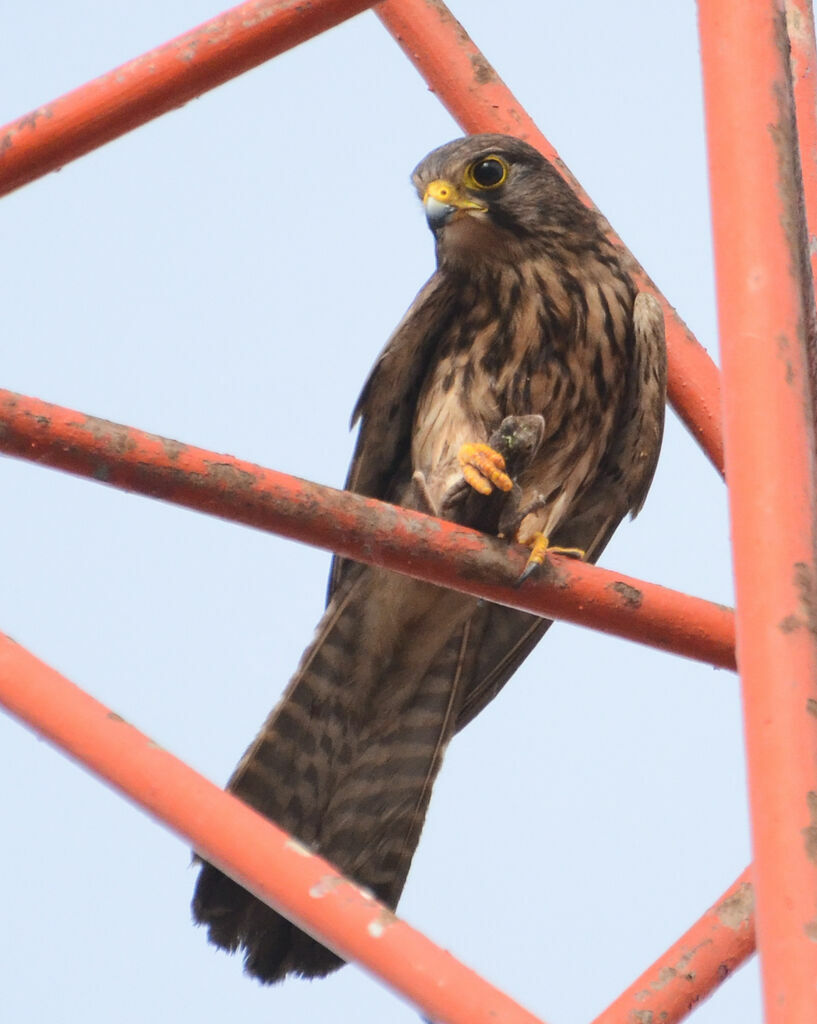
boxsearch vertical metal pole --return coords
[788,0,817,278]
[698,1,817,1020]
[786,0,817,400]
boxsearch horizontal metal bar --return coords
[377,0,725,476]
[0,630,546,1024]
[592,868,755,1024]
[0,388,735,668]
[0,0,374,198]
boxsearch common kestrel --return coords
[192,133,667,983]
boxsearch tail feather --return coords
[192,566,476,982]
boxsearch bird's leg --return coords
[410,470,439,517]
[440,416,545,527]
[515,509,586,585]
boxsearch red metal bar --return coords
[698,2,817,1020]
[0,1,725,478]
[376,0,725,477]
[592,868,755,1024]
[786,0,817,402]
[0,632,546,1024]
[0,388,735,669]
[788,0,817,282]
[0,0,373,198]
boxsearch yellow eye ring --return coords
[464,155,508,190]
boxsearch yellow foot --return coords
[518,532,586,584]
[458,442,513,496]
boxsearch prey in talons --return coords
[453,416,587,584]
[457,441,513,495]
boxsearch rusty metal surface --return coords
[0,630,547,1024]
[0,0,724,478]
[0,0,374,198]
[0,387,736,669]
[592,868,755,1024]
[698,0,817,1019]
[787,0,817,407]
[376,0,725,477]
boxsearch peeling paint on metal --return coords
[808,697,817,718]
[160,436,187,461]
[609,580,643,609]
[716,882,754,928]
[284,836,312,857]
[655,967,676,987]
[786,0,808,77]
[803,791,817,863]
[367,906,396,938]
[780,612,802,632]
[470,53,495,85]
[645,943,708,994]
[794,561,817,635]
[776,332,796,385]
[204,461,257,490]
[769,8,817,404]
[75,414,135,454]
[309,875,343,898]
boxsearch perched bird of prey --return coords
[192,134,666,982]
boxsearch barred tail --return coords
[192,568,475,982]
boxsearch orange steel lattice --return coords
[1,0,815,1021]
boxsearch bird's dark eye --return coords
[466,156,508,190]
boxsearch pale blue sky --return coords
[1,2,757,1022]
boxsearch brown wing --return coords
[453,291,667,730]
[334,288,665,733]
[327,272,456,598]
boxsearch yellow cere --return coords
[423,179,487,211]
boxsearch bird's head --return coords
[412,134,592,267]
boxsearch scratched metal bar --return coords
[0,388,735,668]
[0,0,375,197]
[0,1,724,476]
[592,868,755,1024]
[376,0,725,476]
[0,631,546,1024]
[699,0,817,1019]
[786,0,817,404]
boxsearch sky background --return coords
[0,2,757,1022]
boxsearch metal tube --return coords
[786,0,817,400]
[0,632,546,1024]
[376,0,725,476]
[592,868,755,1024]
[0,0,374,198]
[0,0,725,477]
[788,0,817,276]
[0,387,736,669]
[698,1,817,1019]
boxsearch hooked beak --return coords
[423,179,487,229]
